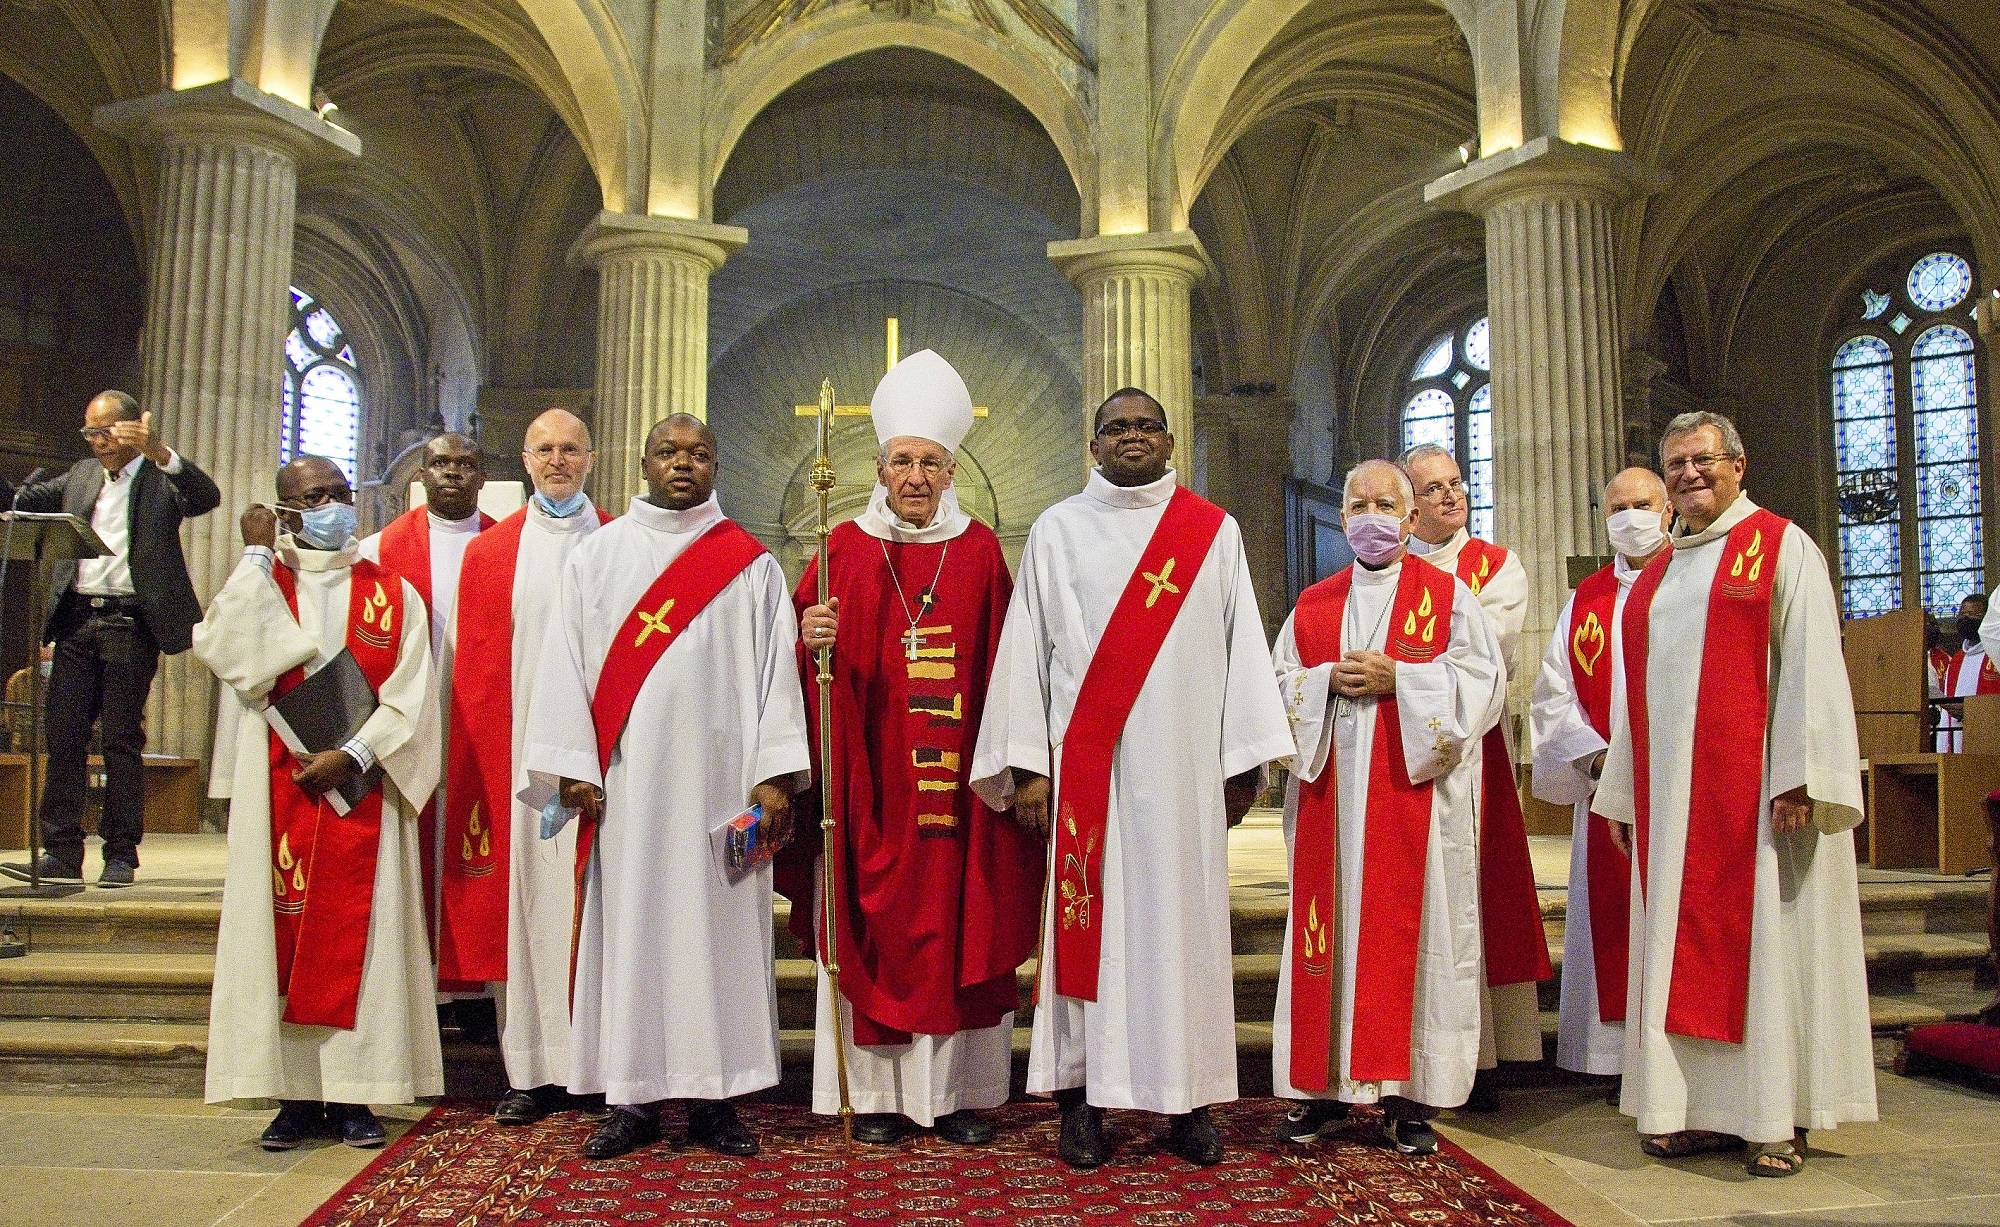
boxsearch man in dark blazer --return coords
[0,390,220,887]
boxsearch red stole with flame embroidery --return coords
[437,506,612,984]
[1052,487,1226,1002]
[1623,507,1786,1044]
[266,559,403,1030]
[1945,649,2000,696]
[1567,564,1631,1024]
[566,519,768,997]
[1287,557,1456,1089]
[1454,537,1552,986]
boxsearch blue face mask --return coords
[296,501,357,549]
[534,489,589,519]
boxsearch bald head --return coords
[523,408,594,503]
[1604,465,1671,565]
[1343,458,1415,514]
[276,455,349,503]
[643,413,718,510]
[1604,466,1667,511]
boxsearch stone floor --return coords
[2,823,1997,1225]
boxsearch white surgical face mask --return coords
[1606,507,1668,559]
[1345,512,1410,566]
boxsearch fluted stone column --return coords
[1195,392,1294,637]
[1049,230,1210,462]
[95,80,359,764]
[573,213,747,508]
[1427,138,1665,675]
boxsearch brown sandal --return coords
[1747,1133,1807,1178]
[1640,1130,1746,1160]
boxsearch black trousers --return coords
[39,595,159,869]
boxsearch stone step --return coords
[0,951,212,1021]
[0,898,221,954]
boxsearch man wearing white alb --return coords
[1269,459,1505,1158]
[1595,411,1875,1178]
[1529,468,1670,1084]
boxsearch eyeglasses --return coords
[884,456,947,477]
[280,487,352,509]
[1417,478,1466,500]
[1665,453,1736,476]
[525,444,590,461]
[1096,417,1168,440]
[79,427,113,441]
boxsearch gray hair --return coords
[1397,442,1455,469]
[1343,459,1415,508]
[1659,411,1744,463]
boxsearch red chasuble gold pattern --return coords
[1567,564,1631,1024]
[267,558,402,1030]
[777,520,1043,1045]
[1622,507,1787,1044]
[1287,557,1456,1089]
[1453,537,1552,987]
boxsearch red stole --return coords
[1567,565,1630,1024]
[437,505,612,983]
[1052,487,1227,1001]
[1945,649,2000,696]
[373,504,493,984]
[1454,537,1551,986]
[569,519,769,993]
[1288,557,1456,1089]
[266,558,403,1030]
[1623,507,1787,1044]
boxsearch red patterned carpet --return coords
[300,1098,1572,1226]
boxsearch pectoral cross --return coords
[794,318,990,418]
[903,625,927,661]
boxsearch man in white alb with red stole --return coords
[438,409,611,1126]
[1934,593,1994,750]
[1399,442,1548,1107]
[520,414,811,1161]
[1268,460,1505,1157]
[360,431,493,983]
[785,351,1041,1147]
[197,456,443,1151]
[971,388,1293,1170]
[1529,468,1671,1083]
[1596,411,1875,1178]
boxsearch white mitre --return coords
[871,349,974,452]
[855,348,974,543]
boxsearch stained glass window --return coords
[1830,252,1986,619]
[1832,336,1899,617]
[281,288,361,481]
[1909,252,1973,313]
[1401,315,1495,537]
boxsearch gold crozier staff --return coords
[811,378,856,1136]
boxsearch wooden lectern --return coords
[0,511,105,896]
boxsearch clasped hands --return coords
[1329,650,1397,699]
[292,749,360,800]
[556,776,794,847]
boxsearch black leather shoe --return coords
[1274,1099,1349,1144]
[329,1103,386,1148]
[1166,1107,1224,1166]
[97,861,136,888]
[258,1100,323,1151]
[496,1087,552,1126]
[0,854,82,885]
[934,1109,995,1146]
[583,1107,660,1159]
[1057,1095,1107,1169]
[851,1113,908,1145]
[688,1099,759,1156]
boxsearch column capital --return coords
[1047,229,1214,290]
[1424,136,1666,215]
[94,78,360,161]
[568,212,749,273]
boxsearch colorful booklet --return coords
[710,804,785,883]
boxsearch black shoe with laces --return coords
[583,1106,661,1159]
[258,1100,324,1151]
[1382,1116,1438,1156]
[1274,1099,1349,1144]
[1165,1107,1224,1166]
[328,1103,386,1148]
[97,860,136,888]
[1056,1092,1107,1169]
[687,1099,759,1156]
[496,1086,558,1126]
